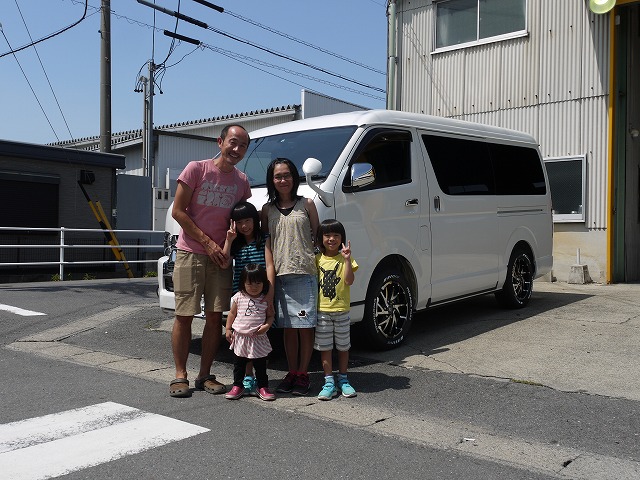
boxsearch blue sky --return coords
[1,0,388,145]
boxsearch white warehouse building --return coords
[388,0,639,283]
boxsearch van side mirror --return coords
[302,157,333,207]
[351,163,375,188]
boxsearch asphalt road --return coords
[1,278,639,479]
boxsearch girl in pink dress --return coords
[225,263,276,401]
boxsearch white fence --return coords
[0,226,165,280]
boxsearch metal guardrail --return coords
[0,226,164,279]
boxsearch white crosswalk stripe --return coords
[0,303,46,316]
[0,402,209,480]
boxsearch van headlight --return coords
[163,232,178,256]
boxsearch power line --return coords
[133,1,384,94]
[0,25,60,141]
[223,9,386,76]
[205,24,385,93]
[202,42,384,102]
[0,0,88,58]
[13,0,75,141]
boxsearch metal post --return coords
[386,0,397,110]
[59,227,65,280]
[147,62,155,230]
[147,61,155,183]
[140,75,148,176]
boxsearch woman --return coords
[261,158,319,396]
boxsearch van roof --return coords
[248,109,538,145]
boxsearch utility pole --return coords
[139,75,148,176]
[146,62,155,181]
[139,67,155,179]
[136,0,224,174]
[99,0,112,152]
[386,0,397,111]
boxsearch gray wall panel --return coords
[538,0,582,104]
[581,95,609,229]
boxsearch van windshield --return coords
[236,125,357,187]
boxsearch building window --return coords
[544,156,586,223]
[435,0,527,50]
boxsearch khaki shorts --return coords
[173,249,232,316]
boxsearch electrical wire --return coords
[205,25,385,93]
[223,9,385,76]
[0,0,88,58]
[125,2,384,96]
[157,0,180,67]
[202,42,384,102]
[0,25,60,141]
[13,0,75,141]
[149,1,206,94]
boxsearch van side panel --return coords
[496,204,553,281]
[418,132,552,302]
[492,143,553,281]
[331,127,429,311]
[419,132,500,301]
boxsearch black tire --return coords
[362,269,414,349]
[495,247,534,309]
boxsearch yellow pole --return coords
[77,181,134,278]
[606,9,615,283]
[95,201,134,278]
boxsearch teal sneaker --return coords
[243,376,258,396]
[337,379,357,398]
[317,381,338,401]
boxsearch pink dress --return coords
[228,292,272,359]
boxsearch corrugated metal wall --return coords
[156,135,217,187]
[396,0,610,230]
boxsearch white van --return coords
[158,110,552,349]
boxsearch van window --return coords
[421,134,494,195]
[237,126,357,187]
[345,129,412,191]
[489,143,547,195]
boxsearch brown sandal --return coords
[169,378,191,398]
[195,375,226,394]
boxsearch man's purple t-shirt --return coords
[175,159,251,255]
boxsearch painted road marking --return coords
[0,402,209,480]
[0,303,46,316]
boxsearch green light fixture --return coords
[589,0,616,14]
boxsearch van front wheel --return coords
[496,248,533,308]
[363,270,414,349]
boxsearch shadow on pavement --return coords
[182,285,595,379]
[351,287,593,362]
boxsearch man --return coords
[169,125,251,398]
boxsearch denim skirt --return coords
[273,274,318,328]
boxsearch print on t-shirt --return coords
[197,181,238,208]
[319,263,340,301]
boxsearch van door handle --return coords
[434,196,441,212]
[405,198,419,206]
